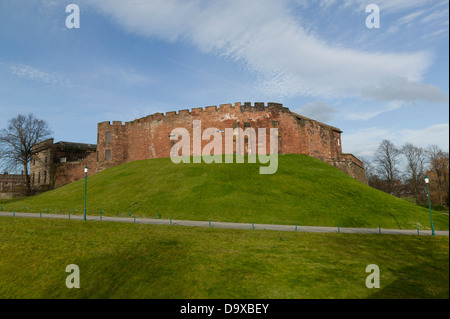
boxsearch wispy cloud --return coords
[386,1,449,35]
[83,0,443,102]
[397,10,427,26]
[343,123,449,157]
[360,77,448,103]
[88,66,153,87]
[341,0,440,14]
[295,100,338,122]
[346,101,406,121]
[9,64,69,86]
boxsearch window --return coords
[105,150,111,161]
[44,171,47,184]
[106,132,111,143]
[60,157,67,163]
[38,172,41,184]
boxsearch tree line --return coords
[362,140,449,208]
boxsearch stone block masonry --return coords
[30,102,367,189]
[96,102,367,184]
[30,139,97,191]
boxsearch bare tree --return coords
[360,156,387,192]
[0,114,52,195]
[360,156,375,182]
[401,143,426,203]
[427,144,449,207]
[374,139,401,195]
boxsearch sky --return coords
[0,0,448,164]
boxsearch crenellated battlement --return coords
[92,101,366,184]
[23,96,372,190]
[97,102,287,127]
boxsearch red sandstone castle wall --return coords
[30,102,367,188]
[53,152,97,188]
[94,102,367,183]
[97,103,308,163]
[96,102,342,167]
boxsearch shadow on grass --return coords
[367,239,449,299]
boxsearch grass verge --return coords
[0,217,448,299]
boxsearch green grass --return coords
[1,154,448,230]
[0,217,447,299]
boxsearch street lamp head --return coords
[424,175,429,184]
[84,166,88,174]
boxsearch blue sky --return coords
[0,0,448,161]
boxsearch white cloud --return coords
[398,124,449,149]
[342,127,390,157]
[386,1,449,37]
[84,0,438,101]
[295,100,338,122]
[397,10,427,25]
[421,9,449,24]
[343,123,449,158]
[360,78,448,103]
[341,0,438,14]
[346,101,405,121]
[9,64,62,85]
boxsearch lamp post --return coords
[84,166,88,221]
[424,175,435,236]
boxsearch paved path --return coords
[1,211,448,236]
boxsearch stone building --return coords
[96,102,367,184]
[30,139,97,190]
[0,172,26,192]
[30,102,367,189]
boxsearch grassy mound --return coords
[1,154,448,230]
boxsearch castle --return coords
[30,102,367,189]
